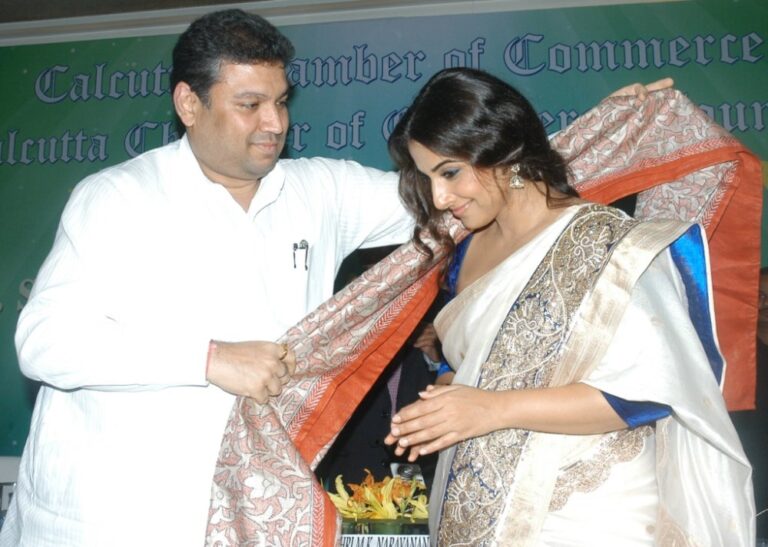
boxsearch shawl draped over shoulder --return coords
[205,89,761,546]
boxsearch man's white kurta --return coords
[2,136,412,546]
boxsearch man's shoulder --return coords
[76,140,182,193]
[98,139,180,179]
[69,140,184,210]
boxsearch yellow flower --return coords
[328,470,428,521]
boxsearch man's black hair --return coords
[171,9,294,105]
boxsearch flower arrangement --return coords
[328,470,428,521]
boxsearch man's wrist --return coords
[422,352,442,370]
[206,340,218,380]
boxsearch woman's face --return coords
[408,140,505,230]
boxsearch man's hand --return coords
[609,77,674,99]
[206,340,296,403]
[412,323,441,363]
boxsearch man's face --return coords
[181,61,290,188]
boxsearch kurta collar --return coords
[174,135,287,218]
[248,160,286,218]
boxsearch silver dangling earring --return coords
[509,163,524,189]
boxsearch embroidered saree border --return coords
[496,218,690,545]
[429,207,689,545]
[434,206,633,545]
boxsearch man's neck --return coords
[194,158,261,212]
[226,182,260,211]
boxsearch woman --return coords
[384,68,754,546]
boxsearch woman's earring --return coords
[509,164,524,189]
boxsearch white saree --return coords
[429,204,754,546]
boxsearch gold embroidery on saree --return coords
[549,425,652,512]
[657,506,697,547]
[437,205,639,546]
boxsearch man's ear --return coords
[173,82,200,128]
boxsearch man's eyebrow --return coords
[232,91,269,99]
[231,89,290,100]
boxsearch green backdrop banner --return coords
[1,0,766,455]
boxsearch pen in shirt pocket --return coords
[292,239,309,270]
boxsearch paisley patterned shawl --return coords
[205,90,760,545]
[206,230,454,546]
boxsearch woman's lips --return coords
[451,202,469,217]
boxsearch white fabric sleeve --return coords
[316,159,414,256]
[583,248,725,414]
[15,176,210,391]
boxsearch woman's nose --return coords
[431,180,451,210]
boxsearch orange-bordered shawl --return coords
[205,89,762,545]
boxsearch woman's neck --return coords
[456,185,580,294]
[486,183,571,249]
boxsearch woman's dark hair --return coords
[171,9,295,105]
[389,67,578,258]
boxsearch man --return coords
[0,10,411,546]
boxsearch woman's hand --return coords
[385,384,501,461]
[384,383,628,461]
[434,371,455,385]
[609,77,674,99]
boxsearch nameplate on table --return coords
[341,534,429,547]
